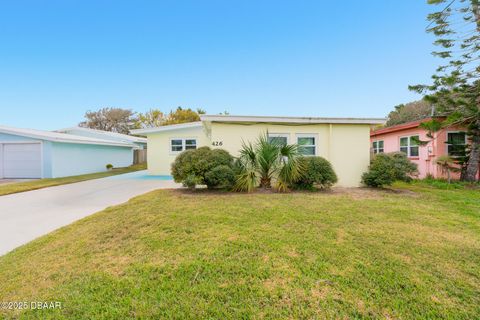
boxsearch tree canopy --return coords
[135,107,206,128]
[386,100,433,127]
[80,107,208,131]
[409,0,480,182]
[79,108,137,134]
[134,109,165,128]
[164,107,206,126]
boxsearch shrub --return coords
[204,165,236,189]
[235,133,304,192]
[106,164,113,170]
[171,147,235,189]
[293,157,338,190]
[362,152,418,187]
[183,174,203,189]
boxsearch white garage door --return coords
[2,143,42,178]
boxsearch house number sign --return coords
[212,141,223,146]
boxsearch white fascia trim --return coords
[56,127,147,143]
[200,115,386,125]
[0,128,134,148]
[131,122,203,135]
[47,139,135,147]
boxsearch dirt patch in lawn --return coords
[332,187,418,199]
[173,185,418,200]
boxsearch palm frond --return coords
[238,140,257,166]
[234,139,259,192]
[235,132,308,192]
[255,133,280,188]
[234,169,258,192]
[276,144,304,190]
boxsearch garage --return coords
[1,143,42,178]
[0,125,136,179]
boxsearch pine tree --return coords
[410,0,480,181]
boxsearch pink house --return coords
[370,118,479,180]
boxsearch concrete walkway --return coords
[0,171,180,255]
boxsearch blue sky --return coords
[0,1,440,130]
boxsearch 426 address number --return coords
[212,141,223,146]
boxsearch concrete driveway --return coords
[0,170,180,256]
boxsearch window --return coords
[400,135,419,157]
[171,139,183,152]
[170,138,197,153]
[267,134,289,145]
[447,132,466,157]
[372,140,384,154]
[185,139,197,150]
[297,136,316,156]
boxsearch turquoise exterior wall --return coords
[51,142,133,178]
[0,132,41,142]
[0,132,133,178]
[41,141,53,178]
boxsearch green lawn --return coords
[0,163,147,196]
[0,183,479,319]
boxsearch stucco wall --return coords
[146,126,210,176]
[209,123,330,158]
[51,142,133,178]
[42,141,53,178]
[210,123,370,187]
[146,122,372,187]
[370,125,468,179]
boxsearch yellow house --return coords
[131,115,385,187]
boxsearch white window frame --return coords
[267,133,290,145]
[296,133,318,156]
[372,140,384,154]
[446,131,467,157]
[399,135,419,158]
[170,137,197,154]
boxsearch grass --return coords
[414,177,480,190]
[0,163,147,196]
[0,182,479,319]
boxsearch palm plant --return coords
[234,133,304,192]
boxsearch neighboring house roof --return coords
[370,117,441,137]
[56,126,147,144]
[0,125,134,147]
[200,114,386,125]
[131,122,203,135]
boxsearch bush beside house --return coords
[171,134,339,192]
[293,157,338,190]
[171,147,236,189]
[362,152,418,187]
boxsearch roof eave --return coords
[131,122,203,135]
[49,139,134,147]
[200,115,386,125]
[57,126,147,143]
[370,117,442,136]
[0,128,135,147]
